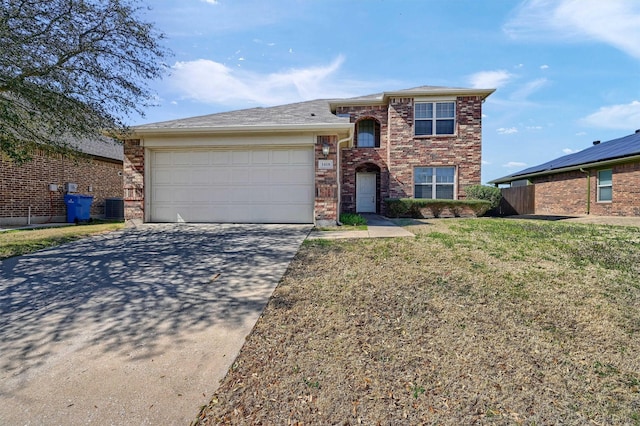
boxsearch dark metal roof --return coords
[490,131,640,184]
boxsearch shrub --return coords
[384,198,491,218]
[465,185,502,209]
[340,213,367,226]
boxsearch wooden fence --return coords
[498,185,535,216]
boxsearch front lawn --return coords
[0,222,125,259]
[195,218,640,425]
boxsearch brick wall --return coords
[387,96,482,199]
[315,135,338,225]
[0,150,123,225]
[532,162,640,216]
[336,96,483,214]
[123,139,144,221]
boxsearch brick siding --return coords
[337,96,483,215]
[315,135,338,224]
[123,139,145,221]
[0,150,123,225]
[532,162,640,216]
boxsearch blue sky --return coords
[137,0,640,183]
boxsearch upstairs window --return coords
[414,166,456,199]
[597,169,612,202]
[356,118,380,148]
[415,101,455,136]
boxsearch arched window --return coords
[356,119,380,148]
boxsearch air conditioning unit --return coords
[65,183,78,193]
[105,198,124,219]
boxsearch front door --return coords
[356,173,376,213]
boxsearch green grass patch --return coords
[339,213,367,226]
[0,222,125,259]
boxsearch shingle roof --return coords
[134,85,495,133]
[135,99,349,131]
[489,131,640,184]
[64,136,123,162]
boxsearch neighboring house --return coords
[489,130,640,216]
[0,138,124,225]
[124,85,494,226]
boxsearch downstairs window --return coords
[414,166,456,199]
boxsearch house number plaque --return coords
[318,159,334,170]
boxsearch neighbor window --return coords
[356,118,380,148]
[414,167,456,199]
[597,169,612,202]
[415,101,455,136]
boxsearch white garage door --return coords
[150,147,314,223]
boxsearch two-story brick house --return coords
[124,86,494,225]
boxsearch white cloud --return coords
[504,0,640,60]
[540,64,549,70]
[510,78,548,100]
[563,148,578,154]
[503,161,527,169]
[580,100,640,130]
[526,125,543,130]
[497,127,518,134]
[169,55,357,106]
[575,131,587,136]
[468,70,513,89]
[482,160,491,165]
[201,0,218,4]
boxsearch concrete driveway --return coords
[0,223,310,425]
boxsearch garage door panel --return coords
[172,169,191,185]
[153,151,173,166]
[150,147,314,223]
[271,150,290,164]
[251,168,271,183]
[153,169,173,185]
[251,150,270,164]
[272,166,312,184]
[232,150,250,164]
[231,169,250,184]
[271,185,311,203]
[191,169,212,184]
[172,151,192,165]
[209,169,230,184]
[211,151,230,165]
[291,149,313,164]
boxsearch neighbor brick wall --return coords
[0,150,123,225]
[123,139,145,221]
[532,162,640,216]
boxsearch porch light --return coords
[322,142,330,158]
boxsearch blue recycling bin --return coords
[64,194,94,223]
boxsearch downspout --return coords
[336,135,352,226]
[579,168,590,214]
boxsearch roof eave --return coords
[489,154,640,184]
[329,88,496,110]
[131,122,354,137]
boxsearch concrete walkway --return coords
[307,214,414,240]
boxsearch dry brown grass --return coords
[195,218,640,425]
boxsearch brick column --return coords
[123,139,144,223]
[315,135,338,226]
